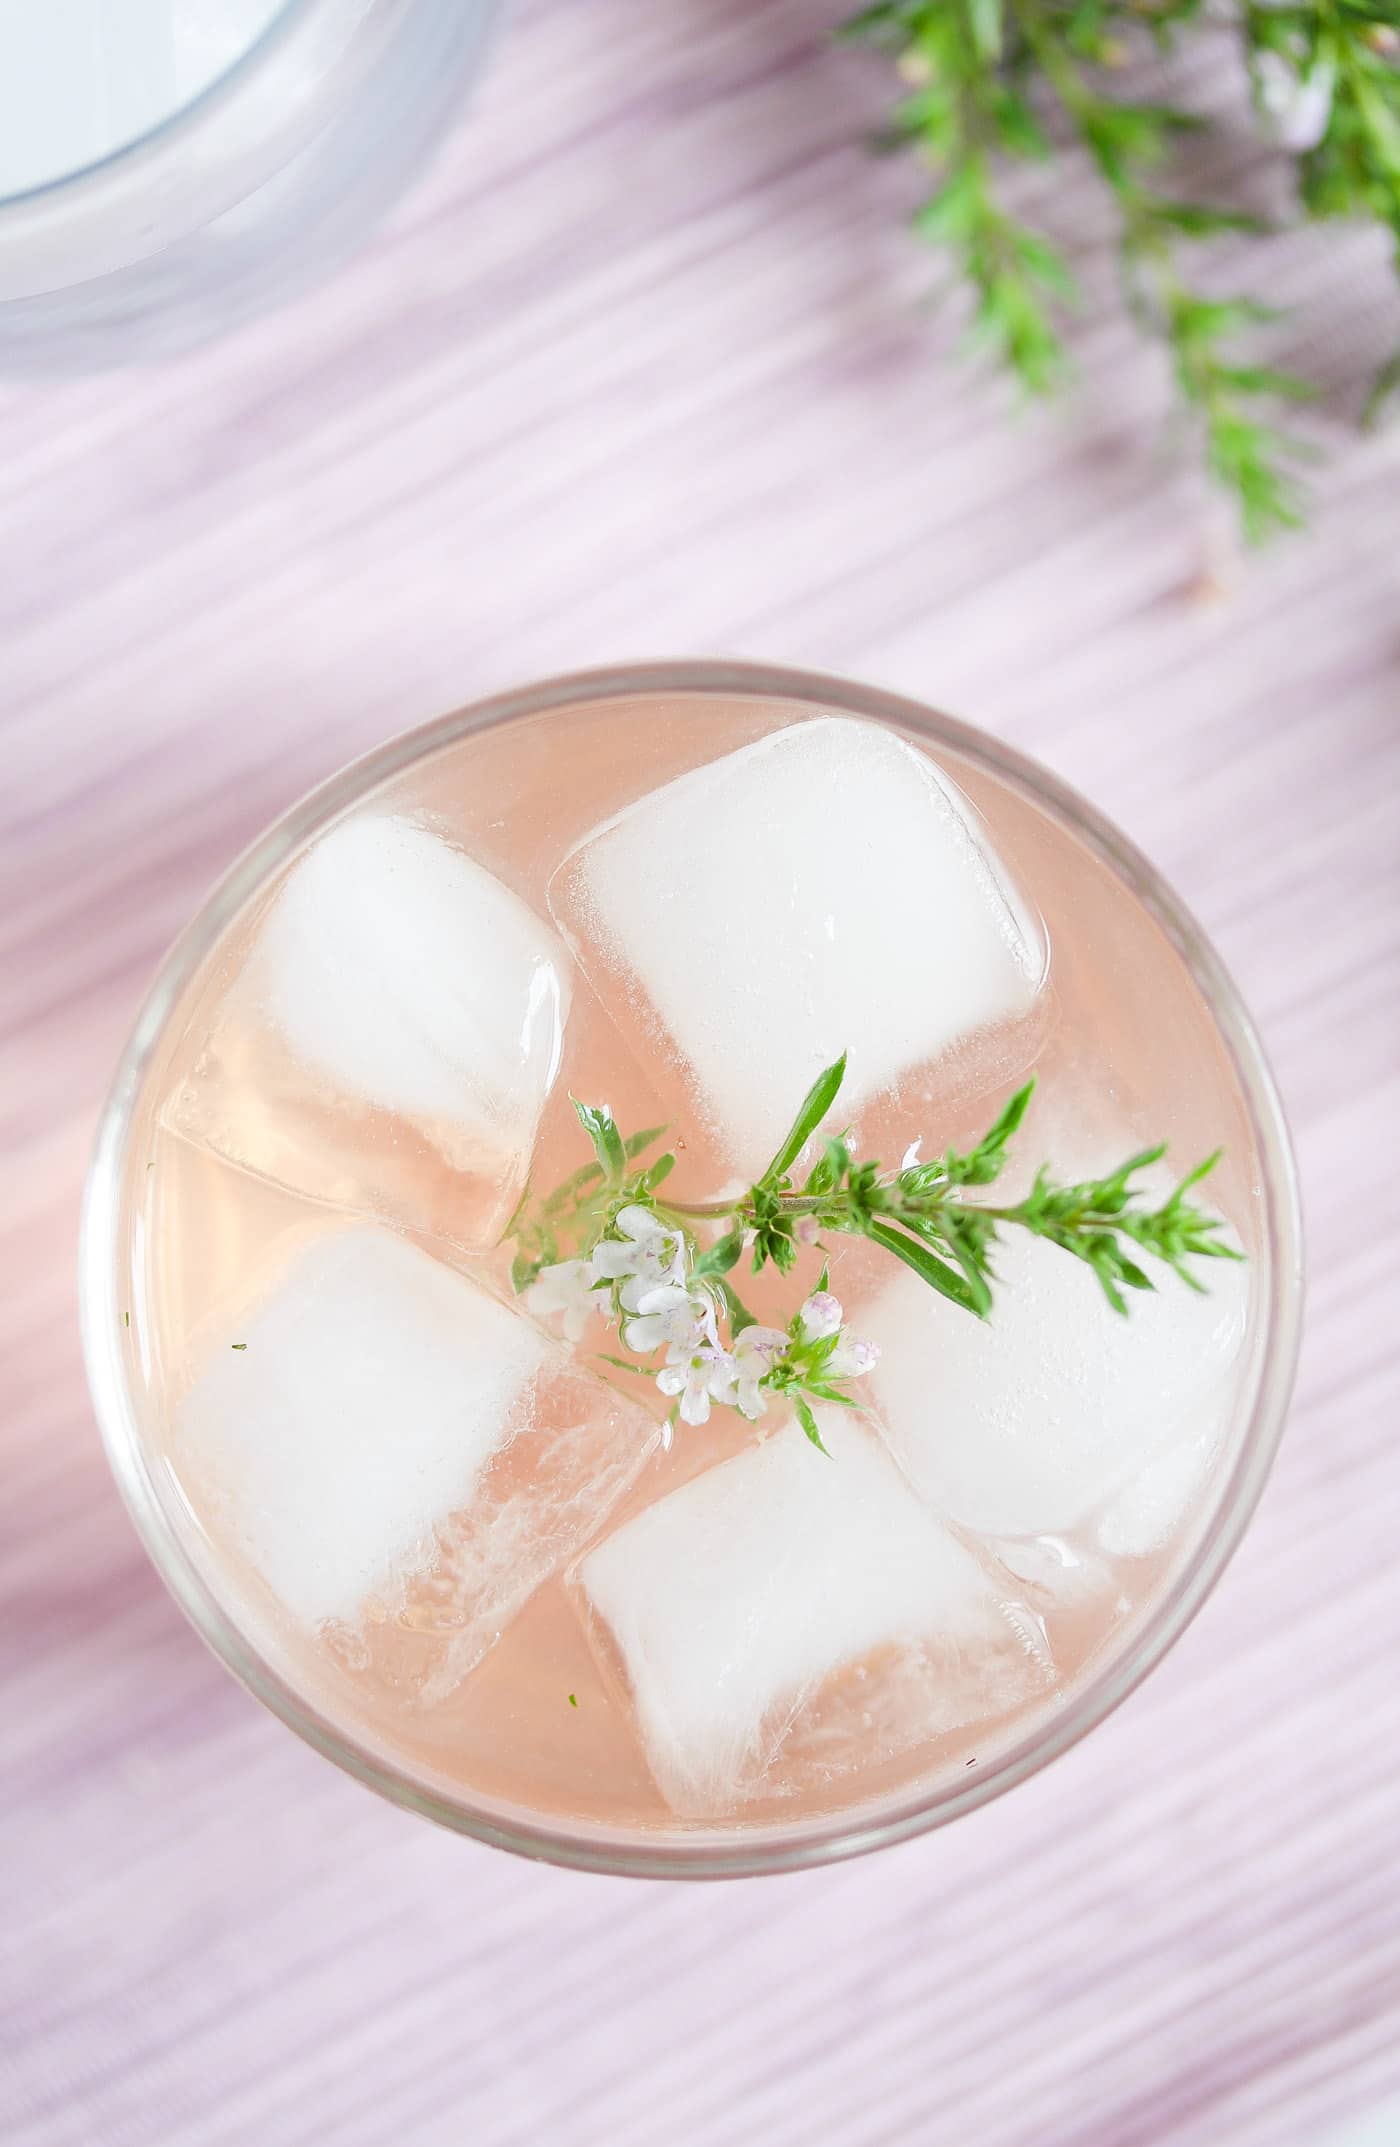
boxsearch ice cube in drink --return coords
[859,1226,1249,1548]
[166,811,571,1251]
[175,1221,658,1692]
[578,1410,1051,1816]
[550,716,1047,1178]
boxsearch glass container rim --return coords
[0,0,315,213]
[79,659,1305,1881]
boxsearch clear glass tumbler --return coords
[0,0,499,371]
[80,662,1304,1877]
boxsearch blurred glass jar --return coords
[0,0,499,372]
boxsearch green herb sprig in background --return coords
[840,0,1400,540]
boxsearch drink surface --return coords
[0,0,282,197]
[118,692,1258,1842]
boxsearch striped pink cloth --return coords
[3,3,1399,2141]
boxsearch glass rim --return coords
[0,0,313,213]
[79,659,1305,1880]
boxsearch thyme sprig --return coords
[841,0,1400,538]
[508,1054,1239,1447]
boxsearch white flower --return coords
[526,1259,601,1342]
[1255,48,1334,151]
[657,1343,737,1427]
[590,1204,687,1312]
[622,1282,718,1357]
[902,1139,923,1170]
[794,1213,822,1246]
[798,1290,843,1341]
[718,1325,789,1420]
[830,1333,879,1379]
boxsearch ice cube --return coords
[579,1410,1050,1816]
[550,717,1044,1173]
[1096,1433,1218,1558]
[167,812,570,1250]
[176,1224,655,1679]
[258,813,568,1161]
[862,1231,1249,1543]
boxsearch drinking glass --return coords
[0,0,498,371]
[80,662,1303,1877]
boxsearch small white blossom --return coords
[719,1324,789,1420]
[830,1333,879,1379]
[794,1213,822,1246]
[901,1139,923,1170]
[526,1259,601,1342]
[590,1204,687,1311]
[1255,48,1334,150]
[623,1282,718,1357]
[799,1290,844,1341]
[657,1343,737,1427]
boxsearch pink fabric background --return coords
[4,3,1399,2141]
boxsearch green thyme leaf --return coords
[762,1053,848,1185]
[868,1220,989,1314]
[573,1099,627,1186]
[542,1159,603,1216]
[694,1230,746,1277]
[640,1152,677,1193]
[795,1397,832,1455]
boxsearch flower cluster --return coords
[526,1203,879,1447]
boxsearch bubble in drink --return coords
[166,812,570,1250]
[861,1231,1249,1547]
[176,1223,656,1685]
[551,716,1045,1173]
[579,1410,1052,1816]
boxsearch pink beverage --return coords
[83,668,1300,1872]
